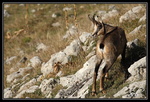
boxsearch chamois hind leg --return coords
[121,44,126,65]
[99,60,115,94]
[121,44,130,80]
[91,59,102,96]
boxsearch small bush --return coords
[22,37,32,43]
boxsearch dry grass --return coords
[3,3,146,98]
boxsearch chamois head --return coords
[88,14,117,36]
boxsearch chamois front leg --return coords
[91,59,102,96]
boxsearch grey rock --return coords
[139,13,146,23]
[58,55,106,98]
[79,32,92,44]
[39,78,58,97]
[36,43,48,52]
[25,85,39,93]
[6,67,33,83]
[31,9,36,13]
[127,39,140,49]
[14,90,26,98]
[52,13,57,18]
[37,75,43,82]
[5,56,17,65]
[129,24,146,35]
[97,10,107,18]
[41,51,70,76]
[29,56,42,68]
[82,46,87,52]
[14,79,37,98]
[63,7,72,11]
[85,50,96,59]
[19,4,24,6]
[63,25,78,39]
[56,77,91,98]
[102,10,119,21]
[63,39,81,56]
[108,5,116,10]
[18,78,37,93]
[4,9,10,17]
[114,80,146,98]
[119,6,145,23]
[4,4,10,8]
[96,9,119,21]
[21,74,30,81]
[127,56,146,82]
[59,55,104,88]
[52,22,61,27]
[56,71,63,77]
[4,88,12,98]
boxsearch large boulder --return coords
[56,55,106,98]
[63,39,81,56]
[126,56,146,82]
[113,80,146,98]
[119,6,145,23]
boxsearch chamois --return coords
[88,14,129,95]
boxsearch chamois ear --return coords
[88,14,97,24]
[97,20,105,35]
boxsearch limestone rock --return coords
[63,39,81,56]
[36,43,48,52]
[114,80,146,98]
[63,25,78,39]
[5,56,17,65]
[39,78,58,98]
[18,78,37,93]
[129,24,146,35]
[139,13,146,23]
[4,88,12,98]
[52,22,61,27]
[6,67,33,83]
[127,56,146,82]
[4,9,10,18]
[127,39,140,49]
[79,32,92,44]
[29,56,42,68]
[41,51,70,76]
[119,6,145,23]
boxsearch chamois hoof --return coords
[91,91,97,96]
[99,90,106,94]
